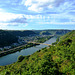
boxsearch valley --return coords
[0,30,75,75]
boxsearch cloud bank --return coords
[23,0,75,13]
[0,0,75,30]
[0,12,28,29]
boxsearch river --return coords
[0,37,57,66]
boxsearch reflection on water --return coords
[0,37,57,66]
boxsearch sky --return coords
[0,0,75,30]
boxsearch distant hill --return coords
[34,30,71,35]
[40,31,52,35]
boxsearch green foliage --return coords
[18,55,24,62]
[58,38,72,46]
[5,71,10,75]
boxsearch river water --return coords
[0,37,57,66]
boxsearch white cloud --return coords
[0,8,3,11]
[0,12,28,29]
[0,12,49,28]
[28,4,43,12]
[0,12,25,22]
[24,13,75,25]
[23,0,65,12]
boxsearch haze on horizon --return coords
[0,0,75,30]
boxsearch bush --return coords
[5,71,10,75]
[18,55,24,62]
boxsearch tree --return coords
[18,55,24,62]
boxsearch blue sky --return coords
[0,0,75,30]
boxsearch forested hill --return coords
[0,30,18,47]
[8,30,36,37]
[0,30,36,47]
[0,30,75,75]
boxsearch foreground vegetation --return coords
[0,30,75,75]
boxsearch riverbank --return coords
[0,43,39,57]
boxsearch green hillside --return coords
[0,30,75,75]
[60,30,75,41]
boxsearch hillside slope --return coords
[60,30,75,41]
[0,30,75,75]
[0,30,18,47]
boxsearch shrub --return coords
[5,71,10,75]
[18,55,24,62]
